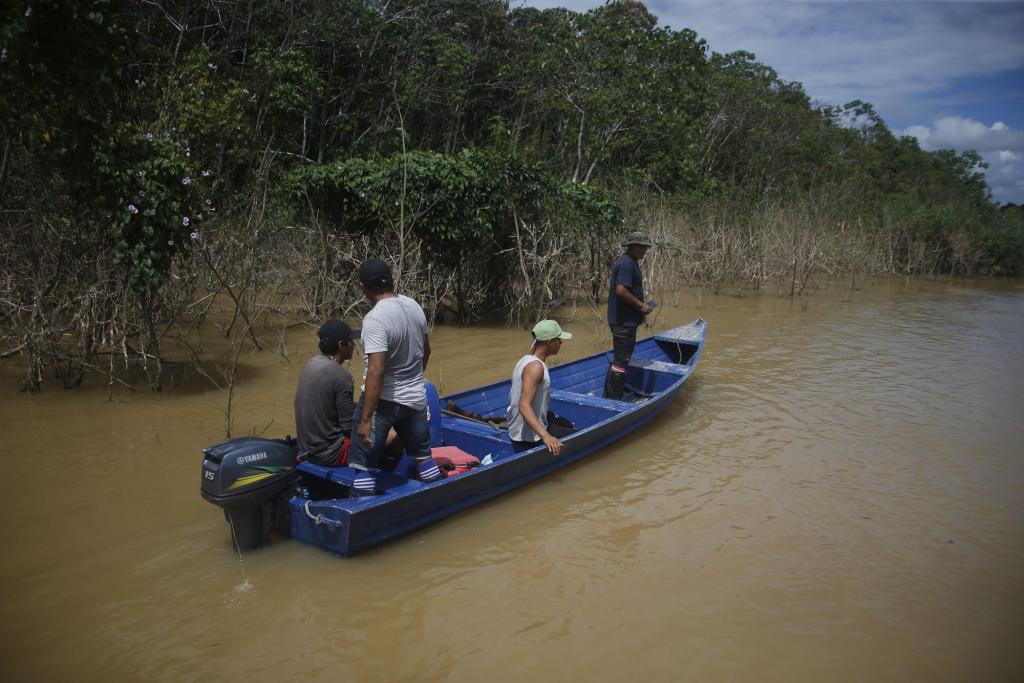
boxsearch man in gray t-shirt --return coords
[348,258,442,493]
[361,293,428,408]
[294,320,360,466]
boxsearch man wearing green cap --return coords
[605,231,653,400]
[506,320,573,455]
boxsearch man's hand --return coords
[640,302,653,316]
[357,416,373,447]
[543,432,563,456]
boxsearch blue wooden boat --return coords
[200,319,705,557]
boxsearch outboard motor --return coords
[200,436,300,550]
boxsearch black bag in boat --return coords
[546,411,574,438]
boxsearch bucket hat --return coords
[623,231,653,247]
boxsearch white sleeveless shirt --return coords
[506,354,550,442]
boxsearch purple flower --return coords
[205,199,212,206]
[190,231,200,241]
[138,190,145,197]
[168,240,175,246]
[144,132,153,142]
[25,7,32,17]
[182,216,190,226]
[207,63,216,70]
[201,170,211,177]
[181,176,191,186]
[185,148,191,158]
[128,204,139,214]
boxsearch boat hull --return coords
[287,319,706,557]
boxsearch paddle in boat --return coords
[200,318,706,557]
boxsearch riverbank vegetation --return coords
[3,0,1022,394]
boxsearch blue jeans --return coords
[348,397,432,470]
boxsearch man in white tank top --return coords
[506,320,572,455]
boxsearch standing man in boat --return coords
[605,231,654,400]
[507,320,573,455]
[349,258,443,495]
[294,320,360,467]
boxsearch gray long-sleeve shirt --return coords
[294,355,355,458]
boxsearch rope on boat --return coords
[303,499,343,529]
[666,318,704,365]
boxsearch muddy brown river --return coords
[1,277,1022,682]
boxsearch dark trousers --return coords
[511,411,574,452]
[604,324,637,400]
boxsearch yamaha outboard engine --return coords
[200,436,300,550]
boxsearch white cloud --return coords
[905,116,1024,153]
[903,125,933,141]
[901,116,1024,204]
[980,151,1024,205]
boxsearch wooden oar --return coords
[440,408,504,432]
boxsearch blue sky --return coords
[517,1,1024,204]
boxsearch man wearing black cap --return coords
[294,320,360,466]
[605,231,654,400]
[348,258,442,494]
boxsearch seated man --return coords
[294,320,360,466]
[506,320,573,455]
